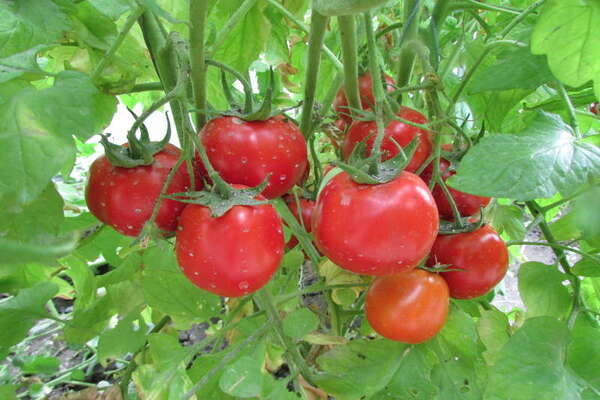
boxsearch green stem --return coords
[499,0,546,38]
[143,156,185,234]
[338,16,361,113]
[120,316,171,397]
[182,324,270,399]
[300,10,329,137]
[190,0,209,128]
[321,72,344,117]
[209,0,258,55]
[263,0,342,71]
[540,187,588,212]
[525,201,580,328]
[254,289,315,385]
[556,81,581,138]
[127,84,183,139]
[92,6,144,81]
[453,0,523,15]
[206,59,253,114]
[507,241,600,264]
[396,0,421,87]
[128,82,164,93]
[448,40,526,111]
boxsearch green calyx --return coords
[101,110,171,168]
[165,177,271,218]
[334,135,420,184]
[438,210,485,235]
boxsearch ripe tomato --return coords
[176,189,284,297]
[312,171,439,276]
[198,116,308,199]
[590,102,599,115]
[342,106,432,173]
[86,144,197,237]
[420,158,490,219]
[333,72,395,123]
[427,225,509,299]
[283,195,316,249]
[366,269,449,343]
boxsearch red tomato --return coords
[198,116,308,199]
[590,102,599,115]
[420,158,491,219]
[176,189,284,297]
[86,144,197,237]
[283,195,316,249]
[312,171,439,276]
[427,225,509,299]
[334,73,395,123]
[366,269,449,343]
[342,106,432,173]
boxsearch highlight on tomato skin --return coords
[427,225,509,300]
[175,187,285,298]
[365,269,449,344]
[312,170,439,276]
[86,143,199,237]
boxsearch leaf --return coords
[467,88,533,132]
[0,282,58,354]
[0,45,50,84]
[0,385,17,400]
[572,259,600,278]
[468,47,554,93]
[477,308,510,365]
[188,353,236,400]
[484,317,583,400]
[315,339,408,400]
[490,203,526,241]
[518,262,572,319]
[19,356,60,375]
[568,315,600,392]
[62,254,96,311]
[531,0,600,90]
[141,247,221,322]
[0,71,116,204]
[0,0,72,58]
[282,308,319,338]
[448,112,600,200]
[219,341,266,398]
[97,313,147,364]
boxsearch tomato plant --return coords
[198,116,308,199]
[428,225,509,299]
[342,106,432,172]
[421,158,491,219]
[86,144,197,236]
[313,170,438,275]
[365,268,449,343]
[176,190,284,297]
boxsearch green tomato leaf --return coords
[477,308,510,365]
[141,246,221,322]
[468,47,554,93]
[531,0,600,92]
[568,315,600,392]
[448,112,600,200]
[0,282,58,355]
[19,356,60,375]
[0,45,51,84]
[490,203,526,241]
[572,259,600,278]
[315,339,408,400]
[282,308,319,338]
[97,313,147,364]
[0,385,17,400]
[188,353,236,400]
[219,352,264,397]
[0,71,116,205]
[0,0,71,58]
[484,317,583,400]
[62,253,97,311]
[518,262,572,319]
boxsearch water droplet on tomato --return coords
[126,225,133,230]
[241,226,250,233]
[193,271,199,276]
[210,283,217,288]
[241,156,248,164]
[134,208,142,213]
[188,252,195,257]
[238,281,249,290]
[279,175,287,181]
[100,202,106,207]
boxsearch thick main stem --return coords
[190,0,209,129]
[397,0,421,87]
[338,16,361,114]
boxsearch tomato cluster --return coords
[86,88,508,343]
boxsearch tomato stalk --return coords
[91,5,144,82]
[190,0,209,128]
[453,0,523,15]
[205,59,254,114]
[556,81,581,139]
[499,0,546,38]
[338,15,362,115]
[396,0,421,88]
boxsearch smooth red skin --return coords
[421,158,491,219]
[198,116,308,199]
[342,106,432,173]
[284,196,316,249]
[334,73,396,123]
[176,191,284,297]
[427,225,509,299]
[86,144,197,237]
[312,171,439,276]
[591,102,599,115]
[366,269,449,344]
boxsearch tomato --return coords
[176,188,284,297]
[86,144,197,237]
[365,269,449,343]
[198,116,308,199]
[420,158,491,219]
[284,195,316,249]
[333,73,395,123]
[427,225,509,299]
[590,102,599,115]
[312,171,439,276]
[342,106,432,173]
